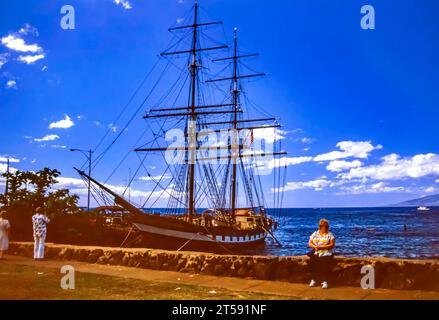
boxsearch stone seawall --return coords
[9,242,439,291]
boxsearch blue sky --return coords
[1,0,439,208]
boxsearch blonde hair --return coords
[319,219,330,228]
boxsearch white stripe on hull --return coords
[132,222,267,244]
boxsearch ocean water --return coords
[140,207,439,259]
[261,207,439,259]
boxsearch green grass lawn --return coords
[0,263,295,300]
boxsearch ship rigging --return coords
[75,1,288,252]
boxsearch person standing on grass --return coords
[32,207,50,260]
[0,210,11,260]
[307,219,336,289]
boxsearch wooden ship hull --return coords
[80,171,276,252]
[132,222,267,252]
[131,212,269,252]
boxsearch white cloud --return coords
[341,153,439,181]
[0,163,17,174]
[314,141,382,162]
[49,115,75,129]
[1,25,46,68]
[251,127,286,143]
[268,143,439,195]
[139,174,172,181]
[18,24,39,36]
[275,152,439,194]
[326,160,363,173]
[339,182,406,195]
[56,176,170,201]
[1,35,42,53]
[51,145,67,149]
[18,54,45,64]
[34,134,60,142]
[255,141,380,171]
[300,137,315,144]
[0,156,20,163]
[56,177,86,189]
[113,0,132,10]
[423,186,437,193]
[0,156,20,172]
[262,156,313,170]
[274,179,335,192]
[5,80,17,89]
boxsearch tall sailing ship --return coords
[75,1,287,253]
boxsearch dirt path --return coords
[3,255,439,300]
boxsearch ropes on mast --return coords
[79,1,288,221]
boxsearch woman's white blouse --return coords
[310,231,335,257]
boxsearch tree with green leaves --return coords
[0,168,79,240]
[1,168,78,215]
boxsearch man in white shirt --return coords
[32,207,50,260]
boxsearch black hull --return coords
[130,228,267,254]
[129,214,269,254]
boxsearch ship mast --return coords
[187,1,199,220]
[230,28,239,220]
[218,28,265,221]
[74,1,290,222]
[136,1,228,218]
[212,28,265,220]
[136,1,288,217]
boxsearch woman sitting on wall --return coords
[307,219,336,289]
